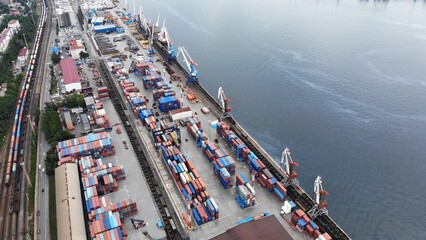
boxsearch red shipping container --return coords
[276,182,287,195]
[198,178,206,191]
[185,184,192,197]
[242,148,251,162]
[257,176,266,188]
[186,160,195,171]
[266,178,275,191]
[313,230,322,239]
[236,174,244,186]
[204,190,210,199]
[193,179,201,193]
[257,160,266,171]
[305,225,315,237]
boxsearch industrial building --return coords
[93,24,117,34]
[55,163,86,240]
[211,215,295,240]
[68,38,86,59]
[61,110,75,131]
[58,12,72,28]
[60,58,81,92]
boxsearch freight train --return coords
[5,0,47,194]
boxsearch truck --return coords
[123,139,128,149]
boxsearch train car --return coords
[13,190,20,213]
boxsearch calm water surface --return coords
[128,0,426,238]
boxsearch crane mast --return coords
[147,24,155,55]
[217,87,232,119]
[176,46,198,85]
[164,27,176,62]
[280,148,299,187]
[307,176,329,219]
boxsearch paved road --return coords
[35,16,55,240]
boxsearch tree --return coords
[45,147,58,176]
[55,130,75,142]
[51,53,61,64]
[79,51,89,59]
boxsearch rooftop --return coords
[0,28,11,44]
[18,47,27,57]
[55,163,86,240]
[8,19,18,25]
[211,215,294,240]
[60,58,80,85]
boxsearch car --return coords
[42,168,45,173]
[123,139,128,149]
[38,164,41,170]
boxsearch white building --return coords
[68,38,85,59]
[7,19,20,33]
[0,28,13,52]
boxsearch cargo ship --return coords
[131,13,350,240]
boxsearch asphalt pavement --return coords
[35,18,55,240]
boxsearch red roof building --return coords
[9,9,21,15]
[60,58,81,92]
[17,47,28,62]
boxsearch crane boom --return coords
[308,176,329,219]
[280,148,299,187]
[177,47,198,85]
[218,87,232,119]
[164,27,176,62]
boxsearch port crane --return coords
[218,87,232,120]
[147,24,155,55]
[280,148,299,187]
[307,176,329,219]
[176,46,198,85]
[164,27,176,62]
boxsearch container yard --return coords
[85,7,315,240]
[55,128,167,239]
[44,0,352,239]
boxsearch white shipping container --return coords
[282,201,292,214]
[246,183,256,197]
[210,198,219,213]
[180,173,187,185]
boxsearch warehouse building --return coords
[211,215,294,240]
[60,58,81,92]
[59,11,72,28]
[93,24,117,34]
[55,163,86,240]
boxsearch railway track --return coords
[0,0,49,239]
[97,60,185,240]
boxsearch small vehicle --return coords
[42,168,45,173]
[41,189,44,193]
[116,126,121,134]
[38,164,41,170]
[123,139,128,149]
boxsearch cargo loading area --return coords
[90,8,310,240]
[49,0,346,239]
